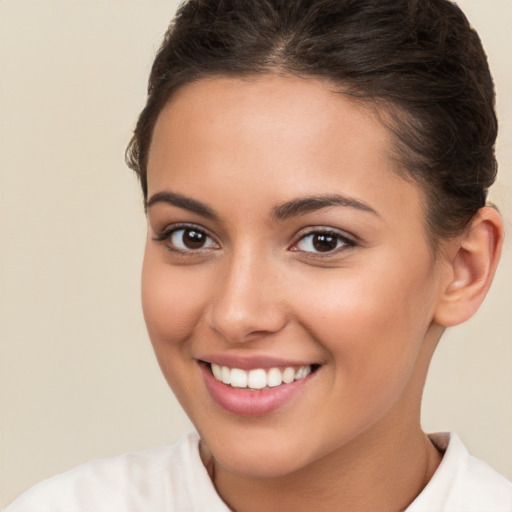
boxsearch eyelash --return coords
[153,224,356,257]
[153,223,219,255]
[291,228,356,257]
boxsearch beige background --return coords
[0,0,510,506]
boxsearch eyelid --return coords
[289,226,356,255]
[153,221,207,238]
[152,223,356,256]
[152,222,220,251]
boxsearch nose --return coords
[205,249,288,344]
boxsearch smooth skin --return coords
[142,75,503,512]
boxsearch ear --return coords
[434,206,503,327]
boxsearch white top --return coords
[4,432,511,512]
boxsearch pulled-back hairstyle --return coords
[126,0,497,241]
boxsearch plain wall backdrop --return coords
[0,0,511,506]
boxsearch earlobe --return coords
[434,206,503,327]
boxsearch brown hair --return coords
[126,0,497,240]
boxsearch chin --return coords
[217,450,306,479]
[201,428,317,479]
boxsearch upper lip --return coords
[199,354,319,370]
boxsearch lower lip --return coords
[200,363,315,417]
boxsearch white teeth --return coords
[210,364,313,390]
[221,365,231,385]
[282,367,295,384]
[211,363,222,380]
[230,368,248,388]
[295,366,311,380]
[248,369,267,390]
[267,367,283,388]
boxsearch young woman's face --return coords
[143,75,445,478]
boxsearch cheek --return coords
[291,253,437,384]
[141,248,206,347]
[141,248,213,407]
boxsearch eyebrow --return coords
[272,194,379,221]
[146,190,379,221]
[146,191,218,219]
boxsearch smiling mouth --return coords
[207,363,320,390]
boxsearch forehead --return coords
[147,75,425,228]
[151,75,390,160]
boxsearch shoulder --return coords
[408,432,512,512]
[3,432,223,512]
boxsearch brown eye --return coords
[312,233,338,252]
[294,230,354,254]
[169,227,218,251]
[183,229,206,249]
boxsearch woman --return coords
[5,0,511,510]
